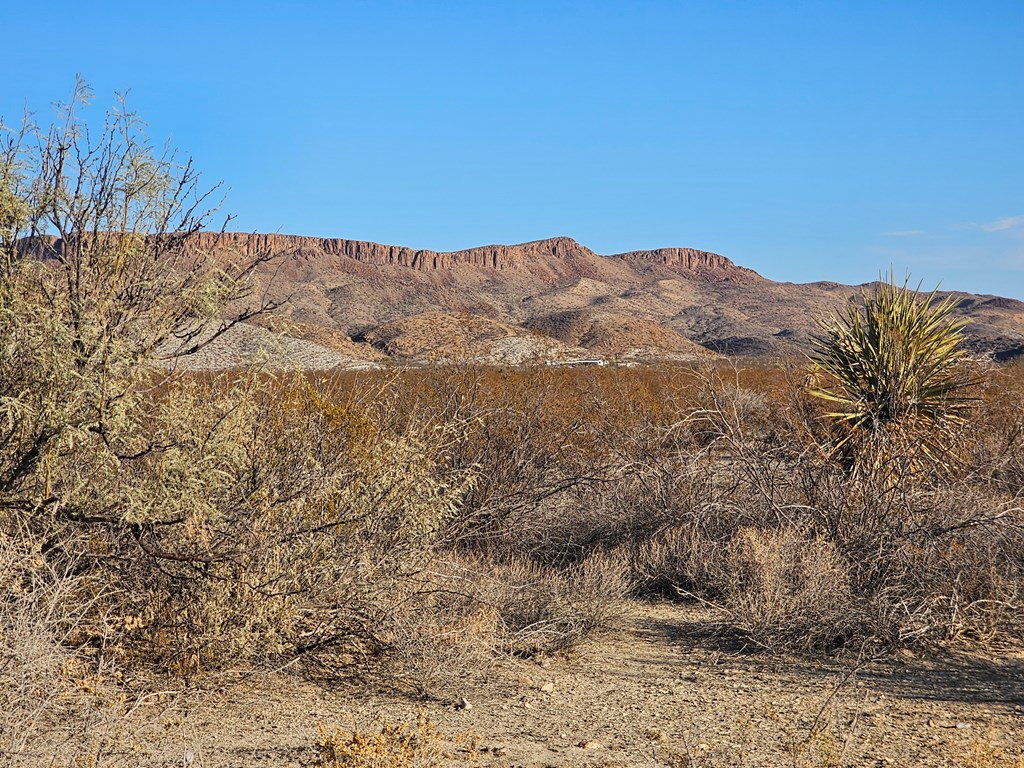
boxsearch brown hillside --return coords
[526,310,715,361]
[361,311,586,364]
[23,233,1024,365]
[228,234,1024,365]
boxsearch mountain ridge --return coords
[185,232,757,283]
[19,232,1024,366]
[218,232,1024,364]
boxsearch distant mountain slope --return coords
[215,233,1024,364]
[188,232,757,282]
[24,233,1024,365]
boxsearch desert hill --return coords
[24,233,1024,366]
[208,232,1024,366]
[216,233,766,364]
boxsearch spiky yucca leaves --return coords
[807,277,978,480]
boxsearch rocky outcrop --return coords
[186,233,756,281]
[20,230,758,284]
[188,233,601,271]
[615,247,760,283]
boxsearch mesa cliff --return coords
[17,231,1024,364]
[188,232,758,283]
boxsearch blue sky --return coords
[5,1,1023,297]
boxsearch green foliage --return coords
[0,79,275,523]
[807,276,978,478]
[0,85,485,681]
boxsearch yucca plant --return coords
[807,276,978,480]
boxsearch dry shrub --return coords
[316,712,479,768]
[405,365,725,582]
[974,361,1024,496]
[377,548,632,693]
[431,551,630,658]
[0,529,129,763]
[671,360,1024,652]
[395,365,703,561]
[0,531,76,758]
[844,490,1024,647]
[2,371,476,685]
[621,521,725,596]
[423,367,614,552]
[724,526,858,653]
[111,375,476,677]
[379,593,499,697]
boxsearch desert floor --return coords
[34,600,1024,768]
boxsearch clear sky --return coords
[4,1,1023,297]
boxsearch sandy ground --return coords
[25,601,1024,768]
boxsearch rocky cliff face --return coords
[18,232,1024,362]
[189,232,755,282]
[21,231,756,283]
[615,247,760,283]
[189,233,600,271]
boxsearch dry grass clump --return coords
[0,528,137,764]
[0,531,78,758]
[368,547,630,693]
[956,729,1024,768]
[425,551,631,660]
[316,712,480,768]
[486,552,631,655]
[723,526,857,653]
